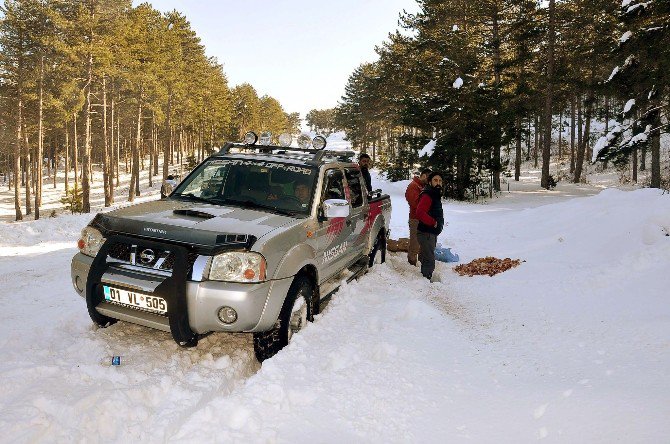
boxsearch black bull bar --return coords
[85,234,199,347]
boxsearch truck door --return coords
[344,167,368,261]
[316,168,354,280]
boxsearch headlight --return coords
[78,226,105,257]
[209,252,267,283]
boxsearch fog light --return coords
[218,306,237,324]
[74,275,83,292]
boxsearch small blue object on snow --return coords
[435,246,459,263]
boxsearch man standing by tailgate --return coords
[405,168,431,266]
[358,153,372,194]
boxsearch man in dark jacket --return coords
[358,153,372,193]
[405,168,431,266]
[416,171,444,280]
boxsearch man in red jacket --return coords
[416,171,444,281]
[405,168,431,266]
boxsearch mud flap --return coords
[85,234,198,347]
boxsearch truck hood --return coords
[93,199,298,250]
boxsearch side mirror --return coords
[323,199,350,218]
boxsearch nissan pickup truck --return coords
[71,133,391,361]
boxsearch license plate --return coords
[103,285,167,314]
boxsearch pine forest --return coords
[328,0,670,199]
[0,0,299,221]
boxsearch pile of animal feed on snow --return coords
[454,256,522,277]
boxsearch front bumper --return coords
[71,251,294,337]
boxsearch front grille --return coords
[107,241,199,274]
[161,252,200,271]
[108,242,131,262]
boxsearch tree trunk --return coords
[153,116,159,176]
[64,123,70,193]
[650,109,661,188]
[82,50,93,213]
[163,92,172,181]
[102,77,111,206]
[526,118,531,160]
[574,89,594,183]
[632,145,638,183]
[148,115,154,188]
[109,93,115,202]
[129,92,142,201]
[24,129,32,215]
[116,106,121,186]
[35,56,45,220]
[515,116,522,181]
[540,0,555,189]
[533,114,539,168]
[603,96,610,170]
[14,93,23,222]
[558,109,563,159]
[491,1,502,191]
[73,113,79,185]
[570,97,576,173]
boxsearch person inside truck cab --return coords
[294,182,310,204]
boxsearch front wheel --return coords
[253,275,317,362]
[368,230,386,268]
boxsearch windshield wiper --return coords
[223,198,297,217]
[173,193,217,204]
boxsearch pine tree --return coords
[595,0,669,189]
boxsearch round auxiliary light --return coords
[243,131,258,145]
[217,306,238,324]
[259,131,272,145]
[278,133,292,147]
[312,135,327,150]
[297,134,312,150]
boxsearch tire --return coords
[253,275,317,362]
[368,230,386,268]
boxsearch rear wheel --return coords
[368,230,386,268]
[253,275,316,362]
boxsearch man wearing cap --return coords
[416,171,444,281]
[405,168,431,266]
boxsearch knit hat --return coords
[428,171,442,182]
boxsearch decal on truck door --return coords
[322,241,348,264]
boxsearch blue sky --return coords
[142,0,419,119]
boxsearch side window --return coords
[345,168,363,208]
[322,169,345,202]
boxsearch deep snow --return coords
[0,156,669,442]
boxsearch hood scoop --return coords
[173,208,216,220]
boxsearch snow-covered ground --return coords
[0,150,669,442]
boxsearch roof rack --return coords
[218,142,356,164]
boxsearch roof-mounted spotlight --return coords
[297,134,312,150]
[278,133,292,147]
[312,135,327,150]
[259,131,272,145]
[243,131,258,145]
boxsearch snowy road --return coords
[1,178,669,442]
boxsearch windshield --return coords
[172,158,317,216]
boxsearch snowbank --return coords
[0,175,668,442]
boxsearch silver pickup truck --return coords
[71,134,391,361]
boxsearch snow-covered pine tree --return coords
[594,0,669,188]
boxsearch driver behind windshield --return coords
[267,181,310,206]
[294,183,310,204]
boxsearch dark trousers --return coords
[417,231,437,279]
